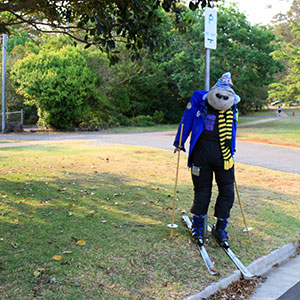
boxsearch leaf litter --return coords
[206,276,266,300]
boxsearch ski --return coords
[220,246,254,279]
[182,215,218,275]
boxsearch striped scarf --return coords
[218,109,234,170]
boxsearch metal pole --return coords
[168,123,184,237]
[203,47,210,236]
[204,48,210,91]
[234,179,252,244]
[2,33,7,133]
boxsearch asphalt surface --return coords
[0,130,299,174]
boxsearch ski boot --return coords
[192,215,205,246]
[212,218,230,249]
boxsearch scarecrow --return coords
[173,72,240,248]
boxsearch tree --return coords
[268,0,300,105]
[156,4,284,113]
[10,45,110,129]
[0,0,217,63]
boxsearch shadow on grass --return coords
[0,171,200,300]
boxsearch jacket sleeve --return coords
[173,90,206,152]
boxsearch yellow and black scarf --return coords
[218,109,234,170]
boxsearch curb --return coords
[185,242,298,300]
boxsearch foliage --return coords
[108,47,180,123]
[156,5,284,114]
[0,0,217,63]
[4,3,288,128]
[10,45,110,129]
[131,115,156,127]
[268,0,300,105]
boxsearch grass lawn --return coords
[237,118,300,147]
[282,106,300,117]
[238,117,268,124]
[0,142,299,299]
[246,108,277,117]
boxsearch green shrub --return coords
[11,46,109,129]
[131,115,155,127]
[153,110,165,124]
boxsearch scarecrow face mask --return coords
[207,87,235,111]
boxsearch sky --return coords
[225,0,293,25]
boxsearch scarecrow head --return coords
[206,72,240,111]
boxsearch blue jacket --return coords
[173,90,238,167]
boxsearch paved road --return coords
[250,254,300,300]
[0,130,299,175]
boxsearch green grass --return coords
[246,108,277,117]
[282,106,300,117]
[237,118,300,146]
[238,117,268,124]
[0,142,299,299]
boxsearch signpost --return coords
[204,7,217,234]
[2,34,7,133]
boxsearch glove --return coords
[174,146,182,153]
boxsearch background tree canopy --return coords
[0,0,218,63]
[268,0,300,105]
[2,1,298,129]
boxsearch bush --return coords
[11,46,109,129]
[131,115,155,127]
[153,110,165,124]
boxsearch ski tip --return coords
[209,267,219,276]
[242,273,255,280]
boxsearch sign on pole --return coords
[204,7,217,50]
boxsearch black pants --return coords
[190,139,235,219]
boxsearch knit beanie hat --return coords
[212,72,240,104]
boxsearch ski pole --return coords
[234,179,252,244]
[168,123,184,237]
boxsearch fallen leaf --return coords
[67,212,73,217]
[89,210,95,216]
[76,240,86,246]
[68,203,74,207]
[52,255,63,261]
[62,250,72,254]
[134,195,141,199]
[130,258,135,265]
[33,270,41,278]
[164,233,169,236]
[33,268,46,278]
[11,242,18,248]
